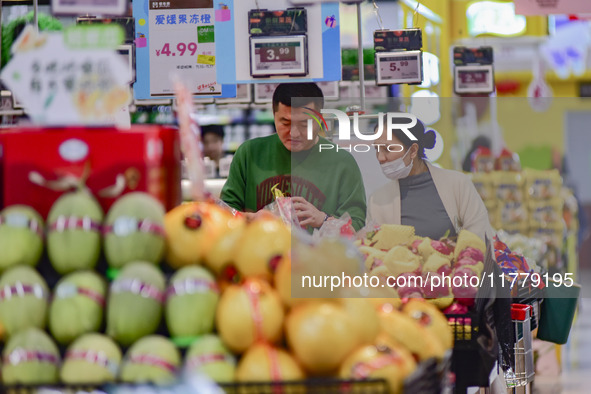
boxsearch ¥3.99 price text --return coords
[156,42,197,57]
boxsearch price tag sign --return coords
[454,65,495,94]
[254,83,280,104]
[250,35,307,77]
[375,50,423,85]
[148,0,220,96]
[1,25,131,125]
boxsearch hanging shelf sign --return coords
[214,0,341,84]
[374,29,424,85]
[132,0,236,100]
[453,46,495,95]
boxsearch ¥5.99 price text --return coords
[389,60,409,71]
[156,42,197,57]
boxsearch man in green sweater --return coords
[220,83,367,231]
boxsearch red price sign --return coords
[155,42,197,57]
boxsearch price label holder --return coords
[375,51,423,85]
[373,29,423,86]
[453,46,495,95]
[254,83,280,104]
[454,65,494,94]
[248,8,309,78]
[250,36,308,77]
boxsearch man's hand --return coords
[292,196,326,228]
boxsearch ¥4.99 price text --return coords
[156,42,197,57]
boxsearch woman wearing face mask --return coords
[367,119,494,242]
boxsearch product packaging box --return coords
[0,125,181,217]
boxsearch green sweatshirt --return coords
[221,134,367,231]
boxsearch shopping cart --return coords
[504,304,535,392]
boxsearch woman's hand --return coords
[292,196,327,228]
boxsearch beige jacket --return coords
[367,161,495,242]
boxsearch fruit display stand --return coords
[0,83,457,394]
[0,193,457,394]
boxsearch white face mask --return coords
[380,149,413,180]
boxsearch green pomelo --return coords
[49,271,107,345]
[120,335,181,385]
[106,262,165,346]
[61,333,122,384]
[104,192,166,268]
[2,327,60,384]
[165,266,219,338]
[47,190,104,274]
[0,265,48,336]
[185,335,235,382]
[0,205,44,271]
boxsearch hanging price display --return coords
[373,29,423,86]
[250,36,307,77]
[133,0,236,99]
[453,46,495,95]
[375,52,422,84]
[248,8,309,77]
[147,1,219,96]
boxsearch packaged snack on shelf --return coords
[529,224,565,248]
[528,199,563,226]
[493,171,524,202]
[560,187,579,233]
[484,199,498,211]
[496,201,528,227]
[470,172,495,201]
[471,147,494,173]
[523,169,562,200]
[496,222,529,236]
[495,148,521,172]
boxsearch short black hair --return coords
[272,83,324,113]
[201,124,225,139]
[375,116,436,159]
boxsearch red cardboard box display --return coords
[0,125,181,218]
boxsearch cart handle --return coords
[511,303,531,321]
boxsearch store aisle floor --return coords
[534,269,591,394]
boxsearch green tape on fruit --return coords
[106,268,120,281]
[171,336,200,348]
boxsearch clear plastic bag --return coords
[264,196,301,228]
[312,212,356,240]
